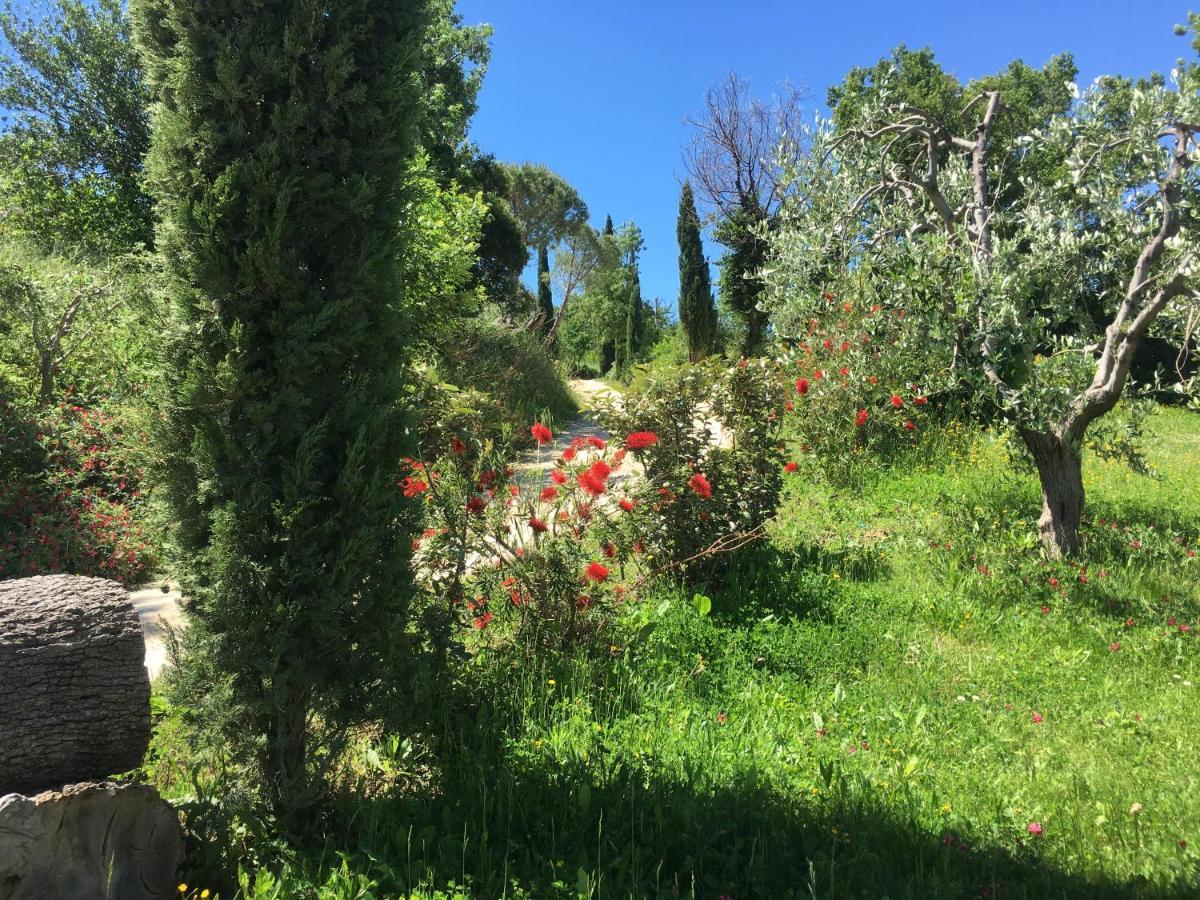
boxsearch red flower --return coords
[585,561,610,582]
[586,436,607,450]
[1031,712,1043,723]
[823,338,834,350]
[473,611,494,629]
[540,486,558,502]
[619,497,636,511]
[813,369,825,380]
[855,409,869,427]
[783,461,798,473]
[562,446,576,462]
[551,469,568,485]
[529,516,549,533]
[904,421,916,431]
[450,436,466,455]
[890,394,904,408]
[466,496,487,515]
[839,366,849,376]
[868,375,878,384]
[625,431,659,449]
[688,473,713,499]
[589,460,612,479]
[401,476,428,497]
[1110,642,1121,652]
[795,378,809,395]
[602,542,617,558]
[914,395,929,406]
[784,400,794,411]
[1027,822,1043,837]
[531,422,553,445]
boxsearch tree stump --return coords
[0,781,183,899]
[0,575,151,795]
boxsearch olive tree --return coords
[765,60,1199,557]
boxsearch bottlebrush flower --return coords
[401,476,428,497]
[586,436,606,450]
[904,421,916,431]
[602,542,617,558]
[531,422,553,445]
[562,446,576,462]
[473,611,494,629]
[585,561,610,582]
[619,497,636,511]
[688,473,713,499]
[540,486,558,502]
[551,469,567,484]
[1027,822,1043,836]
[795,378,809,395]
[890,394,904,408]
[529,516,549,533]
[914,395,929,405]
[783,461,798,473]
[625,431,659,449]
[855,409,869,427]
[466,496,487,515]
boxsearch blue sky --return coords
[455,0,1193,314]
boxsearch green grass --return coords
[167,408,1200,899]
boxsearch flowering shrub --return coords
[409,417,647,651]
[594,358,788,580]
[778,289,937,484]
[0,394,156,583]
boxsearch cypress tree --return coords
[134,0,427,824]
[603,214,614,236]
[537,244,554,336]
[677,181,718,361]
[623,267,644,374]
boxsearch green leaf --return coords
[693,593,712,617]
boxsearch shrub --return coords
[0,393,156,582]
[778,288,936,484]
[595,357,788,580]
[436,320,576,446]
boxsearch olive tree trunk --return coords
[1022,430,1084,558]
[0,575,151,795]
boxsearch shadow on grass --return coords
[303,736,1197,900]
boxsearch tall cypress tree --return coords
[623,267,643,374]
[134,0,427,823]
[537,244,554,336]
[677,181,717,361]
[603,214,614,236]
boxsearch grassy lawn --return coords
[173,408,1200,899]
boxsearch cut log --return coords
[0,781,182,899]
[0,575,151,795]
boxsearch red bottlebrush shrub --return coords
[593,357,788,581]
[0,393,157,583]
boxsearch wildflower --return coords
[1027,822,1043,836]
[839,366,849,376]
[783,461,798,473]
[855,409,869,427]
[531,422,553,445]
[508,484,519,497]
[813,369,825,379]
[1031,712,1043,723]
[1110,642,1121,652]
[717,712,728,724]
[585,561,610,582]
[784,400,794,411]
[540,486,558,502]
[529,516,549,533]
[688,473,713,499]
[562,446,576,462]
[795,378,809,395]
[586,435,607,450]
[551,469,568,485]
[619,497,636,511]
[890,394,904,408]
[823,338,834,350]
[450,436,466,455]
[1040,605,1050,615]
[589,459,612,479]
[1048,577,1059,588]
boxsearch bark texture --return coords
[1024,431,1084,558]
[0,781,182,899]
[0,575,151,795]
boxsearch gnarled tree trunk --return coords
[1022,430,1084,558]
[0,575,151,795]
